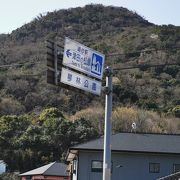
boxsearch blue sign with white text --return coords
[63,37,105,80]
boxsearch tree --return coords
[0,115,30,171]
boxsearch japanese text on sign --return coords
[60,67,102,95]
[63,37,105,80]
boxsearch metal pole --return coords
[103,66,113,180]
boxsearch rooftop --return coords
[20,162,68,177]
[69,132,180,154]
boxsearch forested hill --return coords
[0,3,180,124]
[0,4,152,46]
[0,4,180,172]
[0,4,157,114]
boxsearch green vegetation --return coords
[0,173,19,180]
[0,4,179,174]
[0,108,98,172]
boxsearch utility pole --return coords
[103,66,113,180]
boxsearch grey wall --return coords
[77,151,180,180]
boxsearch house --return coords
[66,132,180,180]
[0,160,6,174]
[20,162,70,180]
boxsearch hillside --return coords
[0,4,179,115]
[0,4,180,172]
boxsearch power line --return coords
[113,63,179,71]
[2,63,179,80]
[0,62,42,69]
[0,46,179,73]
[106,46,180,57]
[0,45,180,69]
[0,61,179,73]
[4,73,44,78]
[0,73,45,80]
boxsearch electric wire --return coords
[112,63,179,71]
[0,46,179,75]
[0,62,42,69]
[106,46,180,57]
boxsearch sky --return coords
[0,0,179,34]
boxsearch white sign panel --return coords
[60,67,102,95]
[63,37,105,80]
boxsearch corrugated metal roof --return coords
[70,132,180,154]
[20,162,68,176]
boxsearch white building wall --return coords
[0,162,6,174]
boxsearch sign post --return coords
[103,67,113,180]
[47,38,112,180]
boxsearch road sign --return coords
[60,67,102,95]
[63,37,105,80]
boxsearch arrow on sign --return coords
[66,49,72,58]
